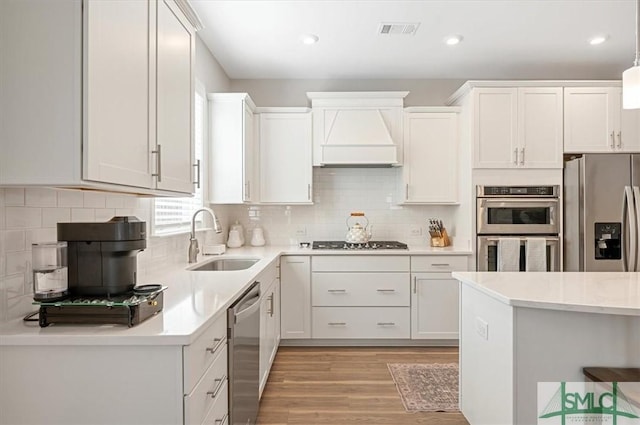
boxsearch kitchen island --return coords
[453,272,640,425]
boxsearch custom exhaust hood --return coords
[307,92,409,166]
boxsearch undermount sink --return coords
[188,258,260,272]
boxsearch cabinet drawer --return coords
[312,307,410,339]
[312,273,409,307]
[312,256,409,272]
[184,347,228,425]
[410,255,468,272]
[201,380,229,425]
[183,315,227,394]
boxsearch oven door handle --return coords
[479,198,559,207]
[480,236,559,243]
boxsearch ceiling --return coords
[191,0,637,80]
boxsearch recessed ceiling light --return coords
[444,35,463,46]
[589,35,608,45]
[300,34,319,45]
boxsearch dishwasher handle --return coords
[233,294,261,323]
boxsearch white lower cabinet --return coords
[280,256,312,339]
[410,255,469,341]
[311,256,410,339]
[259,268,280,397]
[183,314,229,425]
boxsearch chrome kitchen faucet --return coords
[188,208,223,263]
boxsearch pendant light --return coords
[623,0,640,109]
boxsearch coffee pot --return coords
[345,213,372,244]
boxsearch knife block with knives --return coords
[428,218,451,247]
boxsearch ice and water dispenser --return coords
[594,222,621,260]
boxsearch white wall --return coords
[0,35,232,324]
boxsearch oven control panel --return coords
[478,186,559,197]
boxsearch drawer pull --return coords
[215,413,229,425]
[327,289,347,293]
[205,337,225,355]
[376,289,396,293]
[206,375,227,399]
[328,322,346,326]
[431,263,450,267]
[377,322,396,326]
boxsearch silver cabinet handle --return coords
[513,148,518,165]
[413,276,417,294]
[205,337,225,355]
[193,159,201,188]
[215,413,229,425]
[206,375,227,398]
[618,131,623,149]
[285,261,305,264]
[327,289,347,293]
[268,293,274,317]
[431,263,450,267]
[377,322,396,326]
[328,322,346,326]
[308,183,311,200]
[520,148,525,165]
[376,289,396,293]
[405,183,409,200]
[152,144,162,182]
[611,131,616,149]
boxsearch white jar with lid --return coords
[227,229,243,248]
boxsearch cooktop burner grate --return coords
[312,241,408,250]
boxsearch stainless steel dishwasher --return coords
[228,281,261,425]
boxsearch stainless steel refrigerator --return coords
[564,154,640,271]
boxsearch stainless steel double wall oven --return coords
[476,185,561,271]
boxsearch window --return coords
[152,82,206,235]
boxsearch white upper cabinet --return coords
[307,92,408,166]
[401,109,459,204]
[564,87,640,153]
[155,0,196,193]
[473,87,563,169]
[0,0,198,195]
[209,93,257,204]
[257,109,313,204]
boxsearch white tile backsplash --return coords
[224,168,463,247]
[0,188,232,324]
[5,207,42,229]
[25,188,57,207]
[4,188,25,206]
[57,190,84,208]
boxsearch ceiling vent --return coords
[378,22,420,36]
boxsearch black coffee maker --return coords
[57,216,146,296]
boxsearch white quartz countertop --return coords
[453,271,640,316]
[0,244,471,347]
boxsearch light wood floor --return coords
[257,346,470,425]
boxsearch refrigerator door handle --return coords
[633,186,640,271]
[623,186,637,271]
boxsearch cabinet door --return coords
[83,0,153,188]
[411,273,459,340]
[564,87,617,153]
[155,0,195,194]
[617,88,640,152]
[209,94,254,204]
[473,88,518,168]
[259,285,271,396]
[402,112,458,203]
[243,103,256,202]
[280,256,311,339]
[259,113,313,203]
[517,87,563,168]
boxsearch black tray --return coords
[36,289,165,328]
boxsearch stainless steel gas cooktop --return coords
[312,241,408,250]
